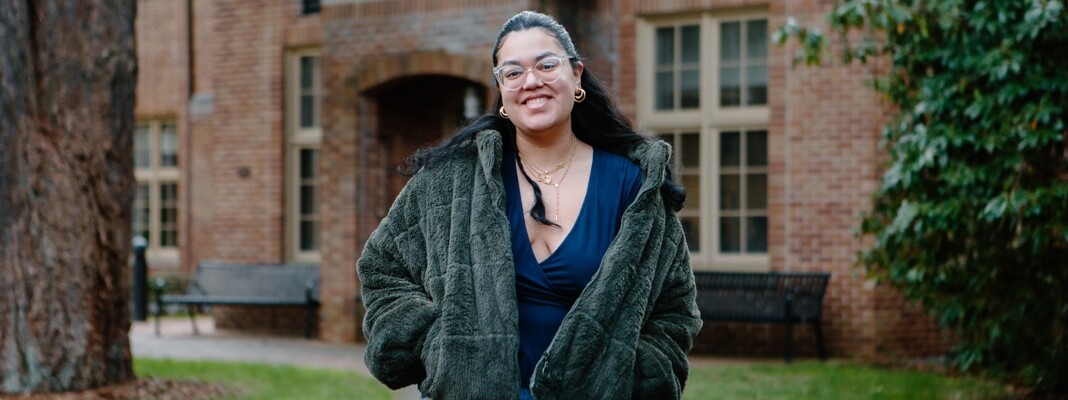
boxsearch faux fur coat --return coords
[357,129,702,400]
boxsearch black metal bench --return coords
[152,262,320,338]
[694,271,831,363]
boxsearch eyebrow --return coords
[499,51,560,66]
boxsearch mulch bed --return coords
[0,378,237,400]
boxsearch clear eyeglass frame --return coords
[493,56,573,90]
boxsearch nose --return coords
[520,68,543,89]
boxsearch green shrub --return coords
[777,0,1067,394]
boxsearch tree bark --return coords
[0,0,137,394]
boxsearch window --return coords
[639,12,770,270]
[286,50,321,262]
[655,24,701,111]
[133,120,180,255]
[302,0,320,15]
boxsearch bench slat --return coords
[160,295,310,306]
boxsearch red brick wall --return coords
[213,305,317,337]
[136,0,188,117]
[139,0,324,334]
[137,0,951,355]
[319,0,533,343]
[135,0,190,272]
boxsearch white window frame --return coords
[133,119,180,262]
[638,10,770,271]
[285,49,322,263]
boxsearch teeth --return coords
[526,97,547,106]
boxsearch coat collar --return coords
[472,129,670,197]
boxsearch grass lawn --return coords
[134,358,392,400]
[685,360,1010,400]
[136,357,1010,400]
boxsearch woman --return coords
[357,11,702,400]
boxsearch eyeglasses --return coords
[493,56,572,90]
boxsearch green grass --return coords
[134,358,392,400]
[685,361,1010,400]
[136,357,1010,400]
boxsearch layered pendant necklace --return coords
[519,134,577,222]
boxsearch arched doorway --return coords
[370,75,486,197]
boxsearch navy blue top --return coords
[503,146,642,388]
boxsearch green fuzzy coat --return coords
[357,130,702,400]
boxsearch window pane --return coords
[682,174,700,207]
[655,71,674,110]
[302,0,321,15]
[746,216,768,252]
[300,94,316,128]
[300,56,315,90]
[680,133,700,168]
[747,20,768,59]
[720,22,740,62]
[681,217,700,252]
[161,183,177,203]
[300,220,318,251]
[721,131,740,167]
[747,130,768,166]
[297,148,318,252]
[720,66,740,107]
[300,185,316,215]
[655,27,674,66]
[720,217,741,253]
[133,184,150,242]
[160,123,178,167]
[300,148,318,179]
[681,25,700,64]
[746,65,767,106]
[680,69,700,109]
[720,174,740,210]
[135,125,150,168]
[747,173,767,209]
[160,183,178,248]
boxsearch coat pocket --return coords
[418,318,444,396]
[633,339,680,399]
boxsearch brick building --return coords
[134,0,948,360]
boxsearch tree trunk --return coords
[0,0,137,394]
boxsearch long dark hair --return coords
[402,11,685,224]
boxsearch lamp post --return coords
[132,236,148,321]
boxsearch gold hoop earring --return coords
[499,106,509,119]
[574,88,586,103]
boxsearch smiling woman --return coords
[356,11,701,400]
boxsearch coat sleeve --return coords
[357,184,439,390]
[633,230,703,399]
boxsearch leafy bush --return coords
[778,0,1067,394]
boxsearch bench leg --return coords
[814,320,828,360]
[188,305,200,335]
[304,305,314,339]
[154,302,162,337]
[784,296,794,364]
[785,320,794,364]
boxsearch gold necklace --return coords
[519,135,578,222]
[519,135,577,185]
[548,153,575,222]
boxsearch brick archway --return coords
[352,51,491,95]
